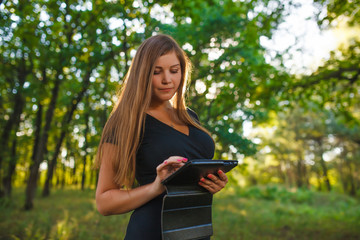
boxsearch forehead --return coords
[154,51,180,67]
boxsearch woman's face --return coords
[151,51,182,104]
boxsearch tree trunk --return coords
[338,162,347,193]
[284,158,295,188]
[277,161,286,184]
[319,155,331,191]
[355,159,360,194]
[65,137,77,186]
[81,95,90,190]
[56,167,61,187]
[346,159,356,196]
[2,90,25,197]
[72,156,78,186]
[101,66,109,128]
[61,161,66,188]
[0,57,27,197]
[303,159,309,188]
[29,70,46,195]
[24,73,62,210]
[296,158,303,188]
[2,138,18,196]
[71,154,77,186]
[90,169,97,189]
[42,133,65,197]
[31,103,43,167]
[338,148,348,193]
[316,138,331,191]
[81,157,87,190]
[315,167,322,191]
[41,69,92,196]
[95,169,100,188]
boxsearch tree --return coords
[1,0,307,208]
[159,0,292,158]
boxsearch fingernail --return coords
[207,174,212,178]
[164,161,168,164]
[218,170,222,174]
[200,178,205,182]
[177,159,182,162]
[183,158,188,161]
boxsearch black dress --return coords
[124,110,215,240]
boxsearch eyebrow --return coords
[155,64,180,69]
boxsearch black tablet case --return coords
[161,159,238,240]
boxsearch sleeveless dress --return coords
[124,110,215,240]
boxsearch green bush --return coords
[238,185,315,204]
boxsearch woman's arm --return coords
[95,143,186,216]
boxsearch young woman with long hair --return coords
[95,34,228,239]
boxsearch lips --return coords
[159,87,173,91]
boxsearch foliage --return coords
[166,0,293,157]
[234,0,360,196]
[0,0,295,205]
[314,0,360,27]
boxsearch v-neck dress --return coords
[124,109,215,240]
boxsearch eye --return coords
[153,69,161,75]
[170,69,180,74]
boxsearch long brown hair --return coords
[96,34,212,188]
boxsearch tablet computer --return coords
[162,159,238,185]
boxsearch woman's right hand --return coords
[96,145,188,215]
[152,156,188,194]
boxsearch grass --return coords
[212,185,360,240]
[0,188,130,240]
[1,185,360,240]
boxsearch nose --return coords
[162,71,172,84]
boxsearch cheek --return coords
[175,74,182,87]
[151,75,160,87]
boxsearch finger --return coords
[157,163,181,173]
[157,157,184,168]
[207,174,219,183]
[156,160,186,174]
[173,157,188,163]
[217,170,228,182]
[199,177,219,188]
[168,156,187,161]
[162,157,187,169]
[207,174,226,188]
[156,161,171,172]
[156,160,169,171]
[165,157,188,165]
[198,180,219,194]
[201,175,226,189]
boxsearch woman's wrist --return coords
[150,177,166,196]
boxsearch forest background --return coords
[0,0,360,239]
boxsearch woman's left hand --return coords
[198,170,228,194]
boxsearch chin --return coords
[152,88,179,103]
[157,93,176,100]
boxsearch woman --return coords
[95,34,228,239]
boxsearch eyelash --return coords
[154,69,179,75]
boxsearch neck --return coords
[148,100,173,111]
